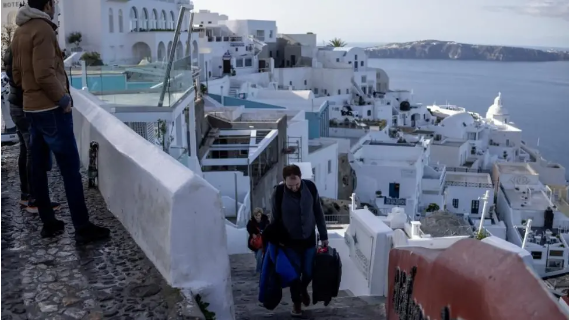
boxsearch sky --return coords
[193,0,569,48]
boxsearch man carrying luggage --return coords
[270,164,328,317]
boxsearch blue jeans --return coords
[26,108,90,228]
[289,246,316,303]
[255,249,264,273]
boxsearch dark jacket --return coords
[247,214,269,252]
[2,46,23,107]
[269,180,328,249]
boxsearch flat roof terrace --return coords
[503,186,552,211]
[495,162,538,175]
[446,172,492,185]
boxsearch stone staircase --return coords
[230,254,386,319]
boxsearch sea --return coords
[368,59,569,177]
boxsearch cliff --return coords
[365,40,569,62]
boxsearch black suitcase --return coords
[312,245,342,306]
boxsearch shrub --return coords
[80,52,103,66]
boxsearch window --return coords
[550,250,564,257]
[367,110,372,117]
[360,61,364,67]
[235,47,238,52]
[324,89,328,95]
[336,58,340,62]
[289,81,293,86]
[276,50,279,57]
[361,75,366,83]
[338,89,341,95]
[109,9,114,33]
[531,251,543,260]
[355,55,358,60]
[452,199,459,209]
[208,21,212,24]
[118,9,123,32]
[471,200,480,214]
[313,88,318,94]
[269,50,272,58]
[389,183,400,198]
[304,80,307,85]
[244,58,252,67]
[312,167,316,181]
[269,30,273,38]
[346,89,349,94]
[328,160,332,174]
[236,59,244,67]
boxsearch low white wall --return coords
[226,224,250,255]
[71,88,235,319]
[344,208,393,297]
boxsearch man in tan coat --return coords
[11,0,110,244]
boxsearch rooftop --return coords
[445,172,493,186]
[308,138,337,154]
[495,162,538,175]
[432,140,466,147]
[503,186,553,211]
[516,226,566,245]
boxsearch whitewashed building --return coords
[492,162,569,277]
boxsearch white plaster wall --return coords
[445,186,495,216]
[71,88,234,319]
[308,142,339,199]
[430,144,466,167]
[272,67,313,90]
[194,10,229,25]
[204,171,250,202]
[225,224,250,255]
[206,76,230,95]
[313,68,353,97]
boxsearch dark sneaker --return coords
[40,219,65,238]
[301,289,311,307]
[26,201,61,214]
[19,193,30,206]
[291,302,303,318]
[74,223,110,245]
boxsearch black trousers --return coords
[10,106,32,199]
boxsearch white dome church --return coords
[485,92,510,123]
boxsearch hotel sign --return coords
[384,197,406,206]
[3,1,24,8]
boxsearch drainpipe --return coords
[234,173,239,220]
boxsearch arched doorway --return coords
[129,7,138,31]
[167,41,173,58]
[411,113,421,127]
[160,10,167,29]
[157,42,166,61]
[175,41,183,60]
[132,42,152,64]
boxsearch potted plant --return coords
[79,51,103,66]
[375,190,382,198]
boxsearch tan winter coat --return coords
[11,6,69,112]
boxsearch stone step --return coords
[230,254,386,319]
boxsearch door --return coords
[222,59,231,74]
[258,59,266,71]
[290,55,296,66]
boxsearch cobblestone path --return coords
[1,145,194,320]
[230,254,386,320]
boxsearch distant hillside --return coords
[365,40,569,62]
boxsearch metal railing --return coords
[445,181,493,189]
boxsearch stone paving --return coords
[1,145,197,320]
[230,253,386,320]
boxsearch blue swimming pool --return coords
[69,74,155,92]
